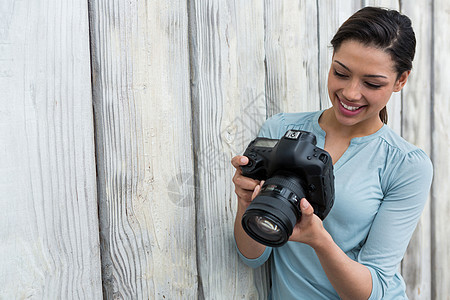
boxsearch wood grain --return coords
[0,0,102,298]
[432,0,450,298]
[89,0,197,298]
[400,2,433,299]
[264,0,320,114]
[189,0,268,298]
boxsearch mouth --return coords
[336,96,366,116]
[340,100,363,111]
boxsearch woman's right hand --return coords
[231,155,262,210]
[232,155,267,258]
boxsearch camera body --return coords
[240,130,335,246]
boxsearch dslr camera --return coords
[241,129,335,247]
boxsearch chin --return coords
[335,113,360,127]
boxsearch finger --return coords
[251,184,261,200]
[300,198,314,216]
[233,172,260,190]
[235,189,254,201]
[231,155,249,169]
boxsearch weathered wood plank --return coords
[431,0,450,299]
[0,0,102,298]
[189,0,268,298]
[264,0,320,114]
[89,0,197,298]
[400,2,433,299]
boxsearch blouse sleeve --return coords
[357,149,433,299]
[257,113,285,138]
[235,242,273,268]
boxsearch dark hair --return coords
[330,7,416,124]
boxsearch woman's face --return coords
[327,40,409,131]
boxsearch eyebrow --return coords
[334,60,388,79]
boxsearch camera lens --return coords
[246,215,283,243]
[255,216,280,234]
[241,174,306,247]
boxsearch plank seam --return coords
[429,0,436,299]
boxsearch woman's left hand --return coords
[288,198,331,248]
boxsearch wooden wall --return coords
[1,0,448,299]
[0,0,102,298]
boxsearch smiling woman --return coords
[233,6,433,300]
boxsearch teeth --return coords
[340,101,361,111]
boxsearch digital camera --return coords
[241,129,335,247]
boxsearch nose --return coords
[342,80,362,101]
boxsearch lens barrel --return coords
[241,174,306,247]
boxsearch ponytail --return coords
[379,107,388,124]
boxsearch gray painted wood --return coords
[189,0,269,298]
[432,0,450,298]
[400,2,434,299]
[89,0,197,298]
[264,0,320,114]
[0,0,102,298]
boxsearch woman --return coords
[232,7,433,300]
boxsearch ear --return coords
[394,70,411,92]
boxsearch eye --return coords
[333,69,347,78]
[365,82,382,89]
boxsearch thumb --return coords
[251,180,265,200]
[300,198,314,217]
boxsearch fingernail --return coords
[240,157,247,164]
[301,199,309,209]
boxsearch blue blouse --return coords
[237,110,433,299]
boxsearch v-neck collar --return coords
[310,110,388,170]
